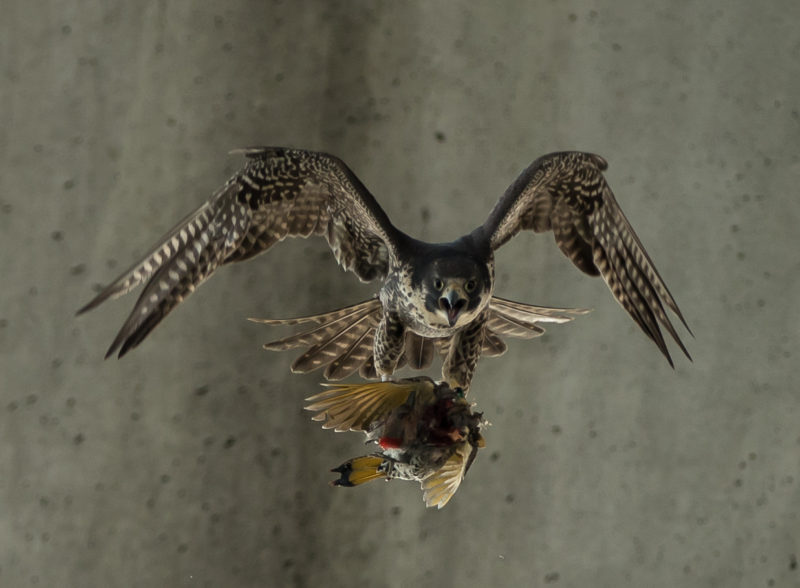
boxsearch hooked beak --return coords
[439,287,466,327]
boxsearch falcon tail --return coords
[252,297,589,380]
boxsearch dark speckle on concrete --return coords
[790,554,797,570]
[224,437,236,449]
[51,230,64,241]
[73,433,85,445]
[544,572,560,583]
[195,385,209,397]
[434,131,446,142]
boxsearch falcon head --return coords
[415,255,491,329]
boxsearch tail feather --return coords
[481,331,508,357]
[330,455,386,487]
[486,312,546,340]
[255,296,590,380]
[359,355,378,380]
[290,309,379,374]
[488,296,590,323]
[324,323,377,380]
[404,333,436,370]
[253,300,381,351]
[250,298,381,329]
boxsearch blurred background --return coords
[1,1,798,586]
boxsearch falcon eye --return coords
[433,278,444,291]
[465,279,477,293]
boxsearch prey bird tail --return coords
[330,456,387,487]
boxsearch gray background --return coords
[1,1,798,586]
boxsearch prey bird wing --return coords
[77,148,400,358]
[420,442,475,509]
[304,379,430,432]
[481,151,691,366]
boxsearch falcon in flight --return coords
[79,148,690,390]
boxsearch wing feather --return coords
[420,443,473,509]
[481,151,690,365]
[304,381,420,432]
[79,148,399,358]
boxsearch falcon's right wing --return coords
[77,148,400,358]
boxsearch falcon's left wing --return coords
[480,152,691,366]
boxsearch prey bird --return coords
[305,377,486,508]
[78,148,690,390]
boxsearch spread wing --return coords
[304,379,434,433]
[77,148,400,358]
[481,151,690,366]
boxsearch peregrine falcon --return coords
[78,148,690,389]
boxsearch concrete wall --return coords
[2,1,798,586]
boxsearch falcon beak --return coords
[439,286,466,327]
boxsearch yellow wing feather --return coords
[304,379,434,432]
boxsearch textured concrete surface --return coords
[2,1,798,586]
